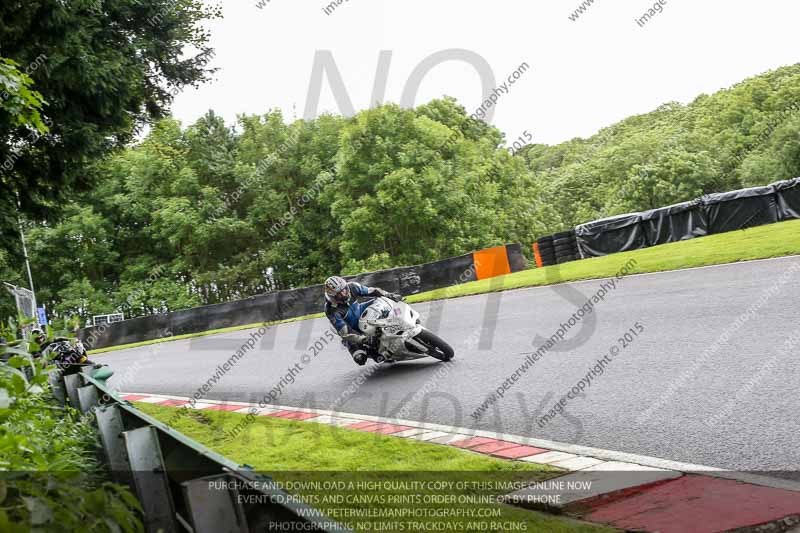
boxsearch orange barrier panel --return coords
[532,242,543,268]
[473,246,512,280]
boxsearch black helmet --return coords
[30,327,46,344]
[324,276,349,304]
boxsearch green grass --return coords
[94,219,800,355]
[135,402,614,532]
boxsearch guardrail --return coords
[52,369,351,533]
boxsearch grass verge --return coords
[93,219,800,355]
[135,402,613,532]
[408,218,800,302]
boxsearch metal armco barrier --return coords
[80,244,527,350]
[56,369,351,533]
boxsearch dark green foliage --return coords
[0,0,220,253]
[0,320,143,531]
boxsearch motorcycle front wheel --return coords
[413,329,455,362]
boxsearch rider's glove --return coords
[342,333,367,345]
[375,288,402,301]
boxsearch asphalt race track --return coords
[99,255,800,474]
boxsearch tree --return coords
[0,57,47,133]
[0,57,48,253]
[0,0,220,238]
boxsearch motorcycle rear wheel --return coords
[413,329,455,362]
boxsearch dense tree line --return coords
[0,0,219,318]
[0,0,219,232]
[4,63,800,322]
[523,64,800,227]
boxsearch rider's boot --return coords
[351,349,368,366]
[364,343,384,363]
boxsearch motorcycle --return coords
[358,297,454,363]
[47,338,95,375]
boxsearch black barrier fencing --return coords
[776,177,800,219]
[533,176,800,265]
[81,245,527,350]
[574,213,647,259]
[640,199,707,247]
[703,185,780,235]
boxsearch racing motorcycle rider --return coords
[324,276,403,365]
[30,327,93,374]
